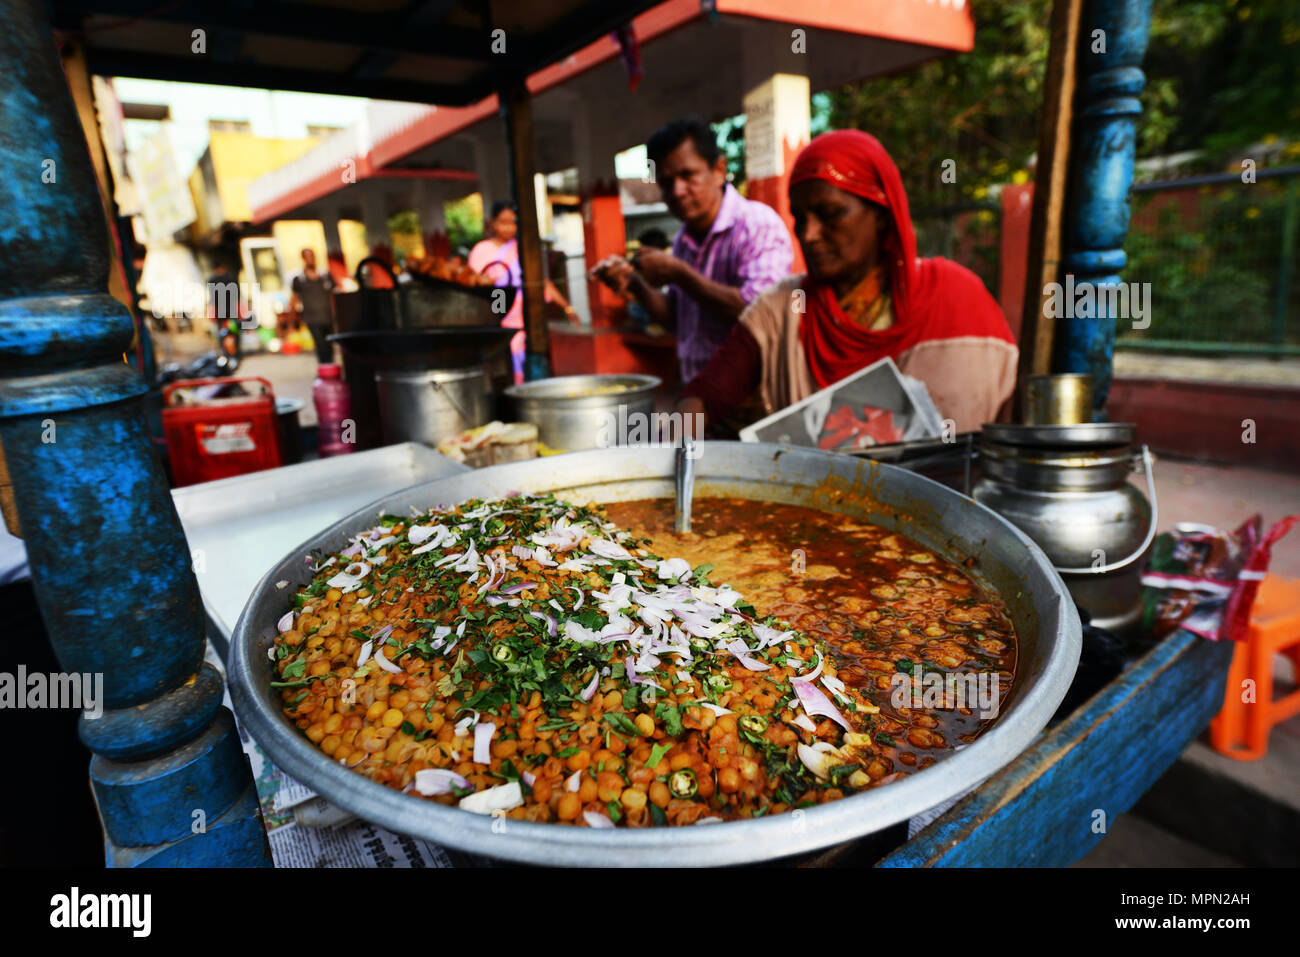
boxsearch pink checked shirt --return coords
[668,183,794,382]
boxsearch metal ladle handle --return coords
[675,439,696,533]
[1054,444,1159,575]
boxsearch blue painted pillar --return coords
[1059,0,1154,418]
[0,0,270,866]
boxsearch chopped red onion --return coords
[453,712,477,737]
[565,770,582,792]
[568,586,584,610]
[480,509,518,535]
[791,713,818,732]
[277,611,294,633]
[588,539,633,561]
[794,651,825,684]
[373,647,403,674]
[413,768,470,796]
[699,702,733,716]
[582,810,614,829]
[522,771,536,787]
[356,640,374,668]
[726,639,772,671]
[580,670,600,701]
[459,781,523,814]
[500,582,538,594]
[474,722,496,764]
[791,678,851,731]
[656,557,692,580]
[528,610,558,638]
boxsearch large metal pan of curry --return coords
[228,441,1081,866]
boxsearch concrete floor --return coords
[1140,457,1300,578]
[1114,351,1300,387]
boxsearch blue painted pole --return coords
[1060,0,1155,418]
[0,0,270,866]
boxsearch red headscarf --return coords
[788,130,1014,389]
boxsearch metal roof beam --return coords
[82,49,485,105]
[51,0,500,62]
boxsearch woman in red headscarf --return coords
[678,130,1016,434]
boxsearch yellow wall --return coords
[271,221,328,282]
[339,220,368,276]
[205,131,320,223]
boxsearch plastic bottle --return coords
[312,363,353,457]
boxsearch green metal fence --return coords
[1118,166,1300,355]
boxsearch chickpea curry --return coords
[271,493,1015,828]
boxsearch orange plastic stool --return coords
[1210,575,1300,760]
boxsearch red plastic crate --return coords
[162,376,284,486]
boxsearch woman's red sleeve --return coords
[680,323,762,421]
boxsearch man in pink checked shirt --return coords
[591,117,794,382]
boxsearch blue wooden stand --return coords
[0,0,270,866]
[1059,0,1155,416]
[881,629,1233,866]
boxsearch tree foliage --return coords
[817,0,1300,210]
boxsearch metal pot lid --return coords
[981,422,1136,448]
[505,373,662,401]
[980,439,1134,470]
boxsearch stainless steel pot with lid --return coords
[227,442,1080,866]
[975,423,1157,639]
[505,373,660,452]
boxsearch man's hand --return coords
[632,248,680,287]
[589,255,636,296]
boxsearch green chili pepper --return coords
[706,674,733,693]
[491,645,517,664]
[668,768,698,799]
[689,637,711,654]
[739,714,768,735]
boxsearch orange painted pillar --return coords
[743,73,810,274]
[582,178,626,328]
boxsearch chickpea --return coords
[669,752,694,771]
[389,690,411,710]
[596,772,624,802]
[621,787,647,811]
[578,777,599,803]
[634,713,655,737]
[556,792,581,821]
[648,781,670,808]
[531,777,552,805]
[491,738,519,759]
[718,767,741,793]
[381,708,405,729]
[564,750,591,772]
[306,723,326,744]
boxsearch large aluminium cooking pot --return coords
[505,373,660,452]
[227,442,1080,866]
